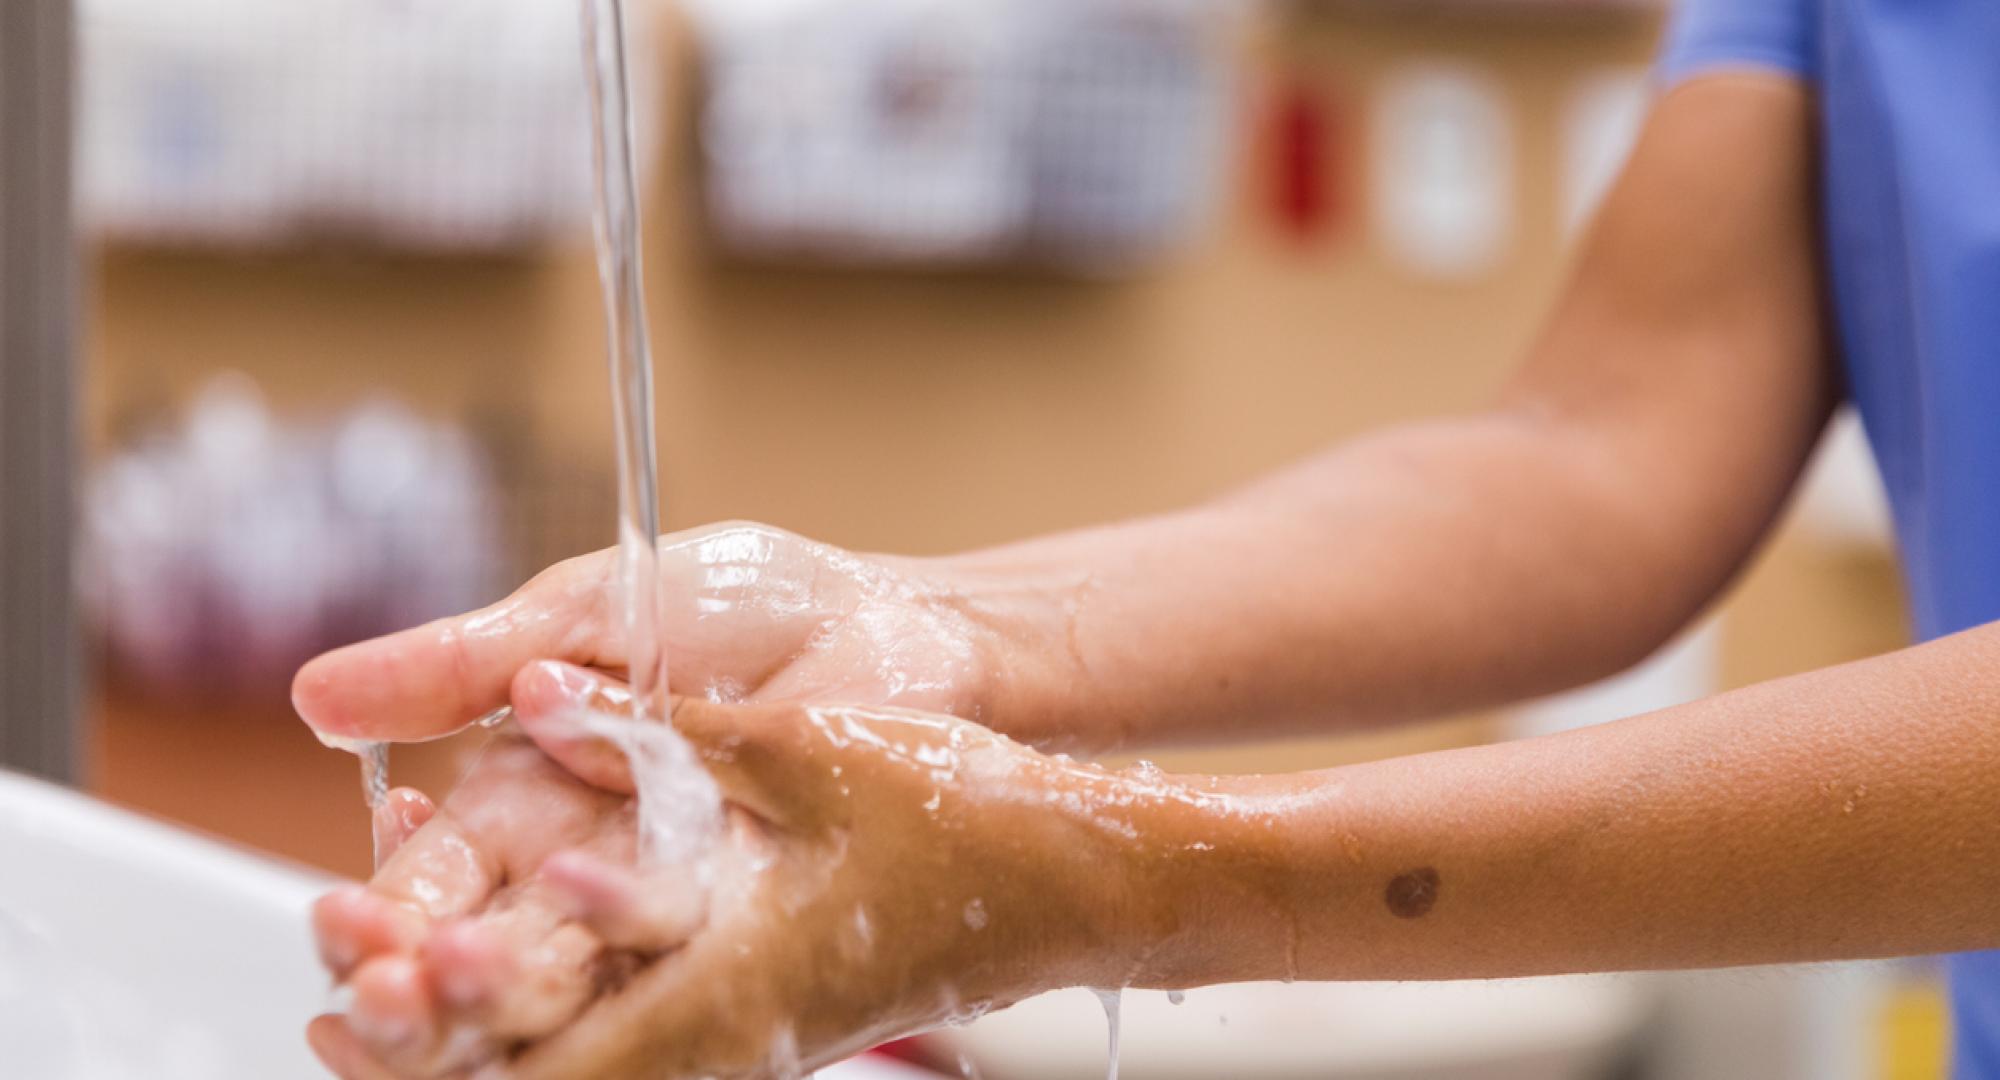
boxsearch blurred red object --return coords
[1268,76,1339,244]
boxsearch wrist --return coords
[1099,771,1333,989]
[904,551,1103,751]
[987,756,1305,992]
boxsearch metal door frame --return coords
[0,0,82,781]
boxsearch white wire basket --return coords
[685,0,1248,273]
[78,0,662,251]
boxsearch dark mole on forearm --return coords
[1385,868,1441,919]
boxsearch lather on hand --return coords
[304,663,1190,1080]
[293,522,1072,751]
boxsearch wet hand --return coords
[310,664,1151,1079]
[293,523,1013,748]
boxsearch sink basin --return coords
[0,771,933,1079]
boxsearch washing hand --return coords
[308,662,1161,1079]
[293,522,1067,748]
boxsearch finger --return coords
[512,661,639,794]
[517,665,799,826]
[542,849,706,953]
[423,917,516,1019]
[307,1015,406,1080]
[518,661,822,829]
[428,915,606,1044]
[372,806,503,920]
[373,788,438,865]
[505,918,784,1080]
[293,554,610,742]
[346,954,442,1070]
[315,886,431,979]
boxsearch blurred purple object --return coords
[83,373,503,698]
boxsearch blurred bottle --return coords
[83,373,503,700]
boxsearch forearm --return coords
[940,410,1750,751]
[1111,623,2000,986]
[922,77,1829,755]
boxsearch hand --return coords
[293,523,1065,747]
[309,662,1155,1079]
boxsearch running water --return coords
[322,0,716,881]
[1093,988,1124,1080]
[316,733,391,869]
[357,741,389,820]
[581,0,665,731]
[360,744,390,820]
[580,0,722,868]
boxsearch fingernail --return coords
[540,660,597,702]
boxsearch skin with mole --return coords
[1385,868,1441,920]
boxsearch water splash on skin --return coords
[1093,988,1123,1080]
[561,707,723,871]
[955,1052,985,1080]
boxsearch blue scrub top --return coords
[1659,1,2000,1073]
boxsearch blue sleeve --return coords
[1657,0,1818,86]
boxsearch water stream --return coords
[580,0,720,869]
[1093,988,1123,1080]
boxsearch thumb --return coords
[511,661,839,826]
[294,553,612,743]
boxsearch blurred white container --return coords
[78,0,661,249]
[1373,63,1514,279]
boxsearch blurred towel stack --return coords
[685,0,1246,272]
[77,0,660,250]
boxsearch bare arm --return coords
[1110,618,2000,985]
[960,73,1835,750]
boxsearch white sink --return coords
[0,771,931,1079]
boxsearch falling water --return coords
[582,0,666,736]
[1093,988,1123,1080]
[580,0,721,868]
